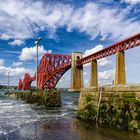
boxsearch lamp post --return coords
[7,71,10,93]
[34,37,42,93]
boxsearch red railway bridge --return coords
[18,33,140,91]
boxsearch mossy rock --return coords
[77,94,96,123]
[15,89,61,107]
[122,97,139,104]
[122,92,136,98]
[85,95,93,102]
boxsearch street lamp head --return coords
[34,37,42,46]
[34,41,38,46]
[38,37,42,41]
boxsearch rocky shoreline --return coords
[8,89,61,107]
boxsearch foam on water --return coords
[0,103,13,106]
[0,92,140,140]
[0,91,80,139]
[0,97,40,136]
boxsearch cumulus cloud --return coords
[0,59,34,85]
[8,39,25,46]
[0,65,32,77]
[0,67,24,76]
[83,68,115,87]
[0,59,24,86]
[0,0,140,41]
[12,62,23,67]
[19,45,52,61]
[0,59,4,66]
[99,69,115,80]
[122,0,140,4]
[84,44,111,66]
[98,58,111,66]
[84,44,103,57]
[98,69,115,85]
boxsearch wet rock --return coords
[14,89,61,107]
[77,86,140,133]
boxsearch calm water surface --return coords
[0,91,140,140]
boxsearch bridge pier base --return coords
[77,85,140,133]
[90,60,98,87]
[115,50,126,86]
[69,52,83,92]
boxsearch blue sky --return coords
[0,0,140,87]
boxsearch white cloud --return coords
[0,65,32,77]
[98,69,115,85]
[0,60,34,86]
[84,44,103,57]
[83,44,111,66]
[0,59,4,66]
[0,0,140,41]
[83,71,88,76]
[122,0,140,4]
[8,39,25,46]
[56,70,71,88]
[19,45,52,61]
[12,62,23,67]
[83,68,115,87]
[83,66,115,87]
[99,69,115,80]
[98,58,111,66]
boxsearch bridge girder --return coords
[18,33,140,90]
[19,54,71,90]
[77,33,140,66]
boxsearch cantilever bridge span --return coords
[18,33,140,90]
[18,54,71,90]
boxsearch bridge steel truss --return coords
[18,33,140,90]
[37,53,71,89]
[76,33,140,66]
[18,54,71,90]
[17,79,23,90]
[22,73,33,90]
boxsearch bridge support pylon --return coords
[69,52,83,92]
[115,50,126,86]
[90,60,98,87]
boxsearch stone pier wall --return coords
[77,85,140,133]
[69,52,83,92]
[13,89,61,107]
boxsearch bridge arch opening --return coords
[56,69,71,89]
[30,80,36,90]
